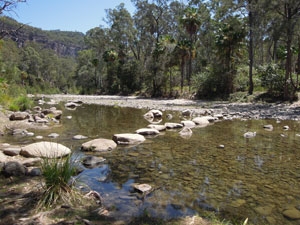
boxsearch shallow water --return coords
[5,103,300,224]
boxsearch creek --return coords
[5,103,300,224]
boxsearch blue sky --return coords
[7,0,135,33]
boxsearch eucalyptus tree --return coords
[84,27,110,92]
[132,0,174,96]
[271,0,300,100]
[105,3,140,93]
[75,49,96,94]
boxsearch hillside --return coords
[0,16,85,57]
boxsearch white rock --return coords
[165,122,183,129]
[243,131,256,138]
[192,117,210,125]
[136,128,160,135]
[20,141,71,158]
[81,138,117,152]
[113,133,146,145]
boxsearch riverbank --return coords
[43,94,300,120]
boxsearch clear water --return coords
[4,103,300,224]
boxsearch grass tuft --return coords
[37,154,78,209]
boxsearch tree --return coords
[0,1,26,39]
[180,7,201,91]
[215,16,246,95]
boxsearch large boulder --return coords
[81,138,117,152]
[113,133,146,145]
[20,141,71,158]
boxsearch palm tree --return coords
[180,7,201,92]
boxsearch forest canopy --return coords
[1,0,300,101]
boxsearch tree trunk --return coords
[284,4,292,100]
[248,5,254,95]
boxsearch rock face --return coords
[81,138,117,152]
[20,141,71,158]
[112,133,146,145]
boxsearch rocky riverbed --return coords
[42,94,300,121]
[1,94,300,225]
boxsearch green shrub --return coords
[9,95,33,111]
[38,155,77,209]
[257,63,285,98]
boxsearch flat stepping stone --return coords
[81,138,117,152]
[192,117,210,125]
[136,128,159,135]
[112,133,145,145]
[20,141,71,158]
[147,124,166,131]
[165,122,183,129]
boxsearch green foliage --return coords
[38,155,77,209]
[8,95,32,112]
[257,63,285,97]
[192,70,220,99]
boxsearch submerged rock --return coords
[133,183,152,193]
[282,207,300,220]
[263,124,273,131]
[179,127,193,138]
[243,131,256,138]
[82,155,106,168]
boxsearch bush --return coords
[257,63,285,98]
[38,155,77,209]
[9,95,33,111]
